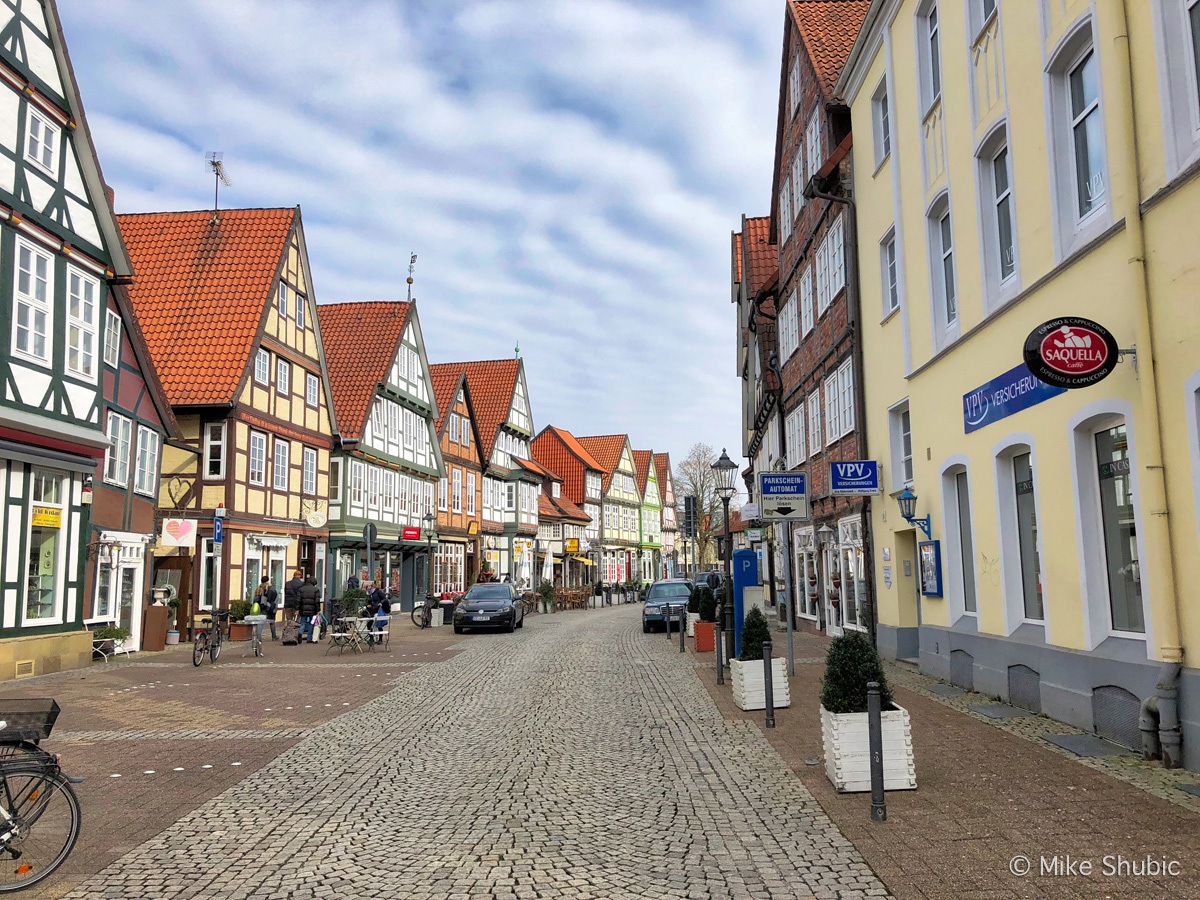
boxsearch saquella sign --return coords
[1023,316,1119,390]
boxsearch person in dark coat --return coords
[296,576,321,642]
[284,569,304,622]
[255,575,279,641]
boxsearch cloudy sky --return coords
[58,0,780,481]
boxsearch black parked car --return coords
[453,583,525,634]
[642,579,693,633]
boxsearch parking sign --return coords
[757,472,809,521]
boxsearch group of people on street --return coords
[252,569,323,642]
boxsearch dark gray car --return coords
[642,579,693,633]
[453,583,525,634]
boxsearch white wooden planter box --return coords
[730,657,790,711]
[686,612,700,637]
[430,608,443,628]
[820,704,916,793]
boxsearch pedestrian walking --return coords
[297,576,321,642]
[254,575,279,641]
[284,568,303,625]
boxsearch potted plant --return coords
[166,596,182,644]
[730,607,790,711]
[227,599,253,641]
[692,585,717,652]
[537,580,555,614]
[91,624,131,658]
[819,632,916,792]
[685,586,702,637]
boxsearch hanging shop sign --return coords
[745,527,764,543]
[161,518,196,548]
[1023,317,1119,390]
[963,362,1066,433]
[31,506,61,529]
[565,538,580,553]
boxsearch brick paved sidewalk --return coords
[0,620,463,899]
[695,626,1200,899]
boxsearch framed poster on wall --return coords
[918,540,943,597]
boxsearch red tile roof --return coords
[316,301,412,439]
[531,425,603,505]
[715,508,745,537]
[790,0,872,98]
[516,456,558,480]
[576,434,629,493]
[117,208,296,406]
[652,453,673,500]
[632,450,654,497]
[551,495,590,523]
[732,231,744,284]
[538,493,563,522]
[742,215,776,297]
[428,363,466,435]
[452,359,522,462]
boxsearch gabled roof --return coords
[531,425,604,506]
[652,453,673,497]
[576,434,629,492]
[551,494,590,523]
[742,216,776,297]
[451,359,522,462]
[117,207,297,406]
[316,301,413,440]
[632,450,654,497]
[516,456,558,480]
[110,283,180,439]
[538,493,563,522]
[789,0,871,99]
[732,231,744,284]
[428,363,465,434]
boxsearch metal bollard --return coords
[763,637,775,728]
[867,681,887,822]
[715,623,724,685]
[679,607,686,652]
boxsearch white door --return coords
[116,563,141,651]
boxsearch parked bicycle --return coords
[193,608,230,667]
[411,597,434,629]
[0,700,82,892]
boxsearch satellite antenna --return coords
[406,252,417,303]
[205,151,232,214]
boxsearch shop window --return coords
[794,529,819,619]
[1095,424,1143,633]
[24,470,63,623]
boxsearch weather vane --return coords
[514,341,520,359]
[406,252,417,303]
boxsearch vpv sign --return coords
[829,461,881,496]
[757,472,809,521]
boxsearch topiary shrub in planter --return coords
[685,586,702,636]
[730,607,789,710]
[227,599,253,641]
[692,585,717,651]
[819,631,915,792]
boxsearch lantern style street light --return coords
[896,487,931,538]
[712,448,739,664]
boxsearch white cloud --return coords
[58,0,778,471]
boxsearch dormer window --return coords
[25,108,57,174]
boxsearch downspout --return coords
[808,180,877,648]
[1114,0,1185,765]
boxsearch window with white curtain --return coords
[807,391,821,458]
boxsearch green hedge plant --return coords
[687,586,702,614]
[737,607,771,661]
[228,599,251,622]
[696,586,717,622]
[92,624,130,642]
[820,631,894,714]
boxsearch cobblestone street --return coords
[55,606,883,900]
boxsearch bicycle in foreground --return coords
[193,608,230,666]
[411,597,434,629]
[0,699,83,892]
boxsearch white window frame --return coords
[940,460,979,622]
[872,78,891,166]
[805,110,822,183]
[104,308,121,368]
[278,282,289,319]
[467,472,477,515]
[780,288,799,360]
[789,53,802,113]
[827,217,845,301]
[452,469,463,514]
[330,457,343,504]
[255,349,269,385]
[66,267,99,381]
[918,2,943,113]
[277,358,290,396]
[927,194,959,346]
[104,412,132,485]
[12,238,52,364]
[824,373,840,447]
[815,237,830,315]
[449,413,460,444]
[881,229,899,316]
[249,431,267,486]
[785,406,806,469]
[889,401,913,488]
[134,425,159,496]
[438,477,449,511]
[807,391,821,459]
[25,106,57,174]
[204,422,226,479]
[306,372,319,407]
[350,460,365,505]
[800,266,814,335]
[780,178,792,243]
[303,447,317,495]
[1154,0,1200,175]
[977,133,1019,308]
[837,358,854,437]
[368,465,380,508]
[295,291,305,330]
[273,438,289,490]
[994,440,1047,630]
[790,149,806,215]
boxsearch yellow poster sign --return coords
[565,538,580,553]
[31,506,62,529]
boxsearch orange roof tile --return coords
[538,493,563,521]
[551,495,591,523]
[516,456,558,480]
[576,434,629,493]
[790,0,872,99]
[653,453,673,498]
[743,215,776,297]
[531,425,603,505]
[632,449,654,496]
[428,363,466,435]
[448,359,523,462]
[117,208,296,406]
[316,301,412,439]
[732,231,744,284]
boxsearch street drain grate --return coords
[968,703,1031,719]
[928,684,966,696]
[1042,733,1130,758]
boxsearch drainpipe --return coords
[808,179,877,648]
[1113,0,1185,764]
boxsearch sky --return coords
[57,0,781,483]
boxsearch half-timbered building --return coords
[0,0,139,676]
[577,435,640,585]
[318,301,441,610]
[653,453,679,578]
[428,363,483,595]
[632,450,662,585]
[531,425,604,577]
[119,207,336,635]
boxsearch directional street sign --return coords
[757,472,809,521]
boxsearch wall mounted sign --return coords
[740,502,760,520]
[1023,316,1119,389]
[565,538,580,553]
[31,506,61,529]
[745,527,763,543]
[305,510,327,528]
[829,461,881,496]
[401,526,421,541]
[161,518,196,548]
[918,540,943,597]
[963,362,1066,433]
[757,472,809,521]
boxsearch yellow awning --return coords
[572,556,595,566]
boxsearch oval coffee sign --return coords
[1023,316,1118,390]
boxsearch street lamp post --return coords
[423,512,436,607]
[712,448,739,665]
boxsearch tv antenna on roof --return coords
[406,252,417,303]
[205,151,232,214]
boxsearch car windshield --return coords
[647,584,691,601]
[466,585,511,600]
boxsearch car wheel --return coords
[454,625,463,635]
[642,622,650,633]
[516,614,524,629]
[507,617,516,633]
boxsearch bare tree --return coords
[674,443,722,568]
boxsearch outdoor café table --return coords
[242,614,268,657]
[326,617,368,655]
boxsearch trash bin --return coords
[439,600,456,625]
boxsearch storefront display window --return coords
[1096,424,1142,633]
[1013,452,1043,620]
[837,518,866,631]
[794,529,819,619]
[24,470,64,623]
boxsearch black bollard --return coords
[867,681,887,822]
[715,623,724,685]
[763,637,775,728]
[679,607,686,652]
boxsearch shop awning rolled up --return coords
[572,556,595,566]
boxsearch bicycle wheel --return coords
[0,766,81,892]
[410,604,424,628]
[192,633,209,667]
[210,630,223,663]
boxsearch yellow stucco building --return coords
[839,0,1199,768]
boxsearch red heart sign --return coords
[165,520,193,540]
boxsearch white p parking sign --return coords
[757,472,809,521]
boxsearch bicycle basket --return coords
[0,698,61,741]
